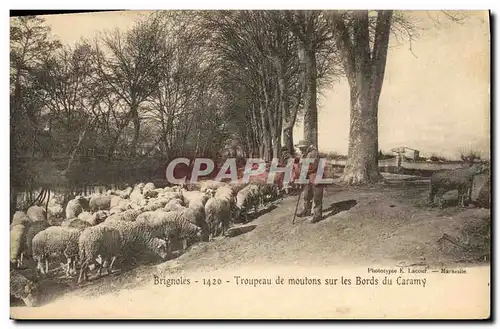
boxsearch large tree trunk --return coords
[63,117,94,175]
[130,106,140,157]
[282,51,306,156]
[283,127,294,156]
[107,109,135,159]
[274,60,286,161]
[258,104,273,162]
[301,45,318,149]
[271,96,282,160]
[260,68,279,162]
[342,86,381,184]
[369,10,393,165]
[330,10,393,185]
[264,126,273,161]
[249,106,261,158]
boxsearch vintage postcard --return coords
[9,9,490,319]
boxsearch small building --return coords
[391,147,420,161]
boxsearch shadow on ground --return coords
[235,204,279,224]
[225,224,258,238]
[325,199,358,217]
[290,199,359,224]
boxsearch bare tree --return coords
[140,11,225,160]
[92,14,168,157]
[34,43,102,164]
[286,10,335,150]
[202,10,278,161]
[10,16,61,158]
[203,10,338,161]
[10,16,61,215]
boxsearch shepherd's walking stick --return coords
[292,185,303,225]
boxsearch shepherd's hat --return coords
[295,140,309,149]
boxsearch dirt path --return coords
[11,182,491,318]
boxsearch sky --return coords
[33,10,490,160]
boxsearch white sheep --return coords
[108,199,135,214]
[205,188,234,239]
[61,218,92,230]
[164,198,186,212]
[100,219,169,264]
[199,180,228,193]
[10,224,28,268]
[158,191,184,202]
[118,186,133,199]
[23,220,51,259]
[78,211,92,221]
[181,207,210,242]
[142,198,172,212]
[182,191,210,208]
[89,195,113,212]
[136,210,202,252]
[163,186,175,192]
[128,201,143,210]
[215,185,235,200]
[78,225,122,283]
[47,201,65,223]
[134,182,146,190]
[87,210,109,225]
[105,209,143,222]
[65,196,87,219]
[46,193,64,213]
[109,207,124,215]
[32,226,82,277]
[235,184,262,223]
[12,211,31,226]
[142,182,156,197]
[135,210,174,238]
[119,199,134,208]
[143,182,156,191]
[130,187,147,206]
[109,195,124,209]
[27,205,46,222]
[182,191,209,238]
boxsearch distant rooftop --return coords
[391,146,419,152]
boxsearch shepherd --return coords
[295,140,324,224]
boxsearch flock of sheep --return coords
[10,178,284,306]
[10,160,491,307]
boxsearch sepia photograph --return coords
[9,8,491,319]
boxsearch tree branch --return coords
[370,10,393,105]
[329,12,356,86]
